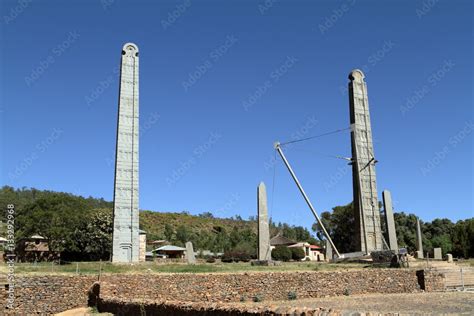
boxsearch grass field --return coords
[3,259,472,276]
[0,260,368,275]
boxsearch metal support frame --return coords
[274,142,341,258]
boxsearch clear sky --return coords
[1,0,472,231]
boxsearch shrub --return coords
[287,291,297,300]
[221,250,252,263]
[206,257,216,263]
[253,294,263,302]
[272,246,292,262]
[290,247,306,261]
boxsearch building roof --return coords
[30,234,46,239]
[310,245,322,250]
[155,245,185,252]
[0,237,8,242]
[148,239,168,244]
[270,235,297,246]
[288,242,310,248]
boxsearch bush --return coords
[272,246,292,262]
[221,250,252,263]
[253,294,263,302]
[291,247,306,261]
[206,257,216,263]
[287,291,297,300]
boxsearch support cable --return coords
[279,127,351,147]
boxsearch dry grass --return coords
[1,260,367,276]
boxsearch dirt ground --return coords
[55,307,112,316]
[57,292,473,315]
[250,291,474,315]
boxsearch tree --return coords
[72,208,113,260]
[164,223,174,241]
[198,212,214,219]
[290,247,306,261]
[272,246,292,261]
[312,203,355,253]
[175,225,189,245]
[15,193,86,253]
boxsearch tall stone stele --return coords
[382,190,398,251]
[416,218,424,259]
[112,43,140,263]
[348,69,383,253]
[257,182,271,261]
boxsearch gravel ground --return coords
[256,292,474,315]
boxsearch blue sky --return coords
[1,0,472,231]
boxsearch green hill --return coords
[0,186,316,259]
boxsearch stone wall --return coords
[416,269,445,291]
[3,269,438,315]
[2,275,96,315]
[99,270,420,303]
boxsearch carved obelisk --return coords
[112,43,140,263]
[257,182,271,261]
[348,69,383,253]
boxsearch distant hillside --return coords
[140,210,258,241]
[0,186,317,259]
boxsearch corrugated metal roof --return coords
[155,245,185,251]
[270,235,296,246]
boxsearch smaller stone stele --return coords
[325,239,333,262]
[433,248,442,260]
[447,254,453,263]
[257,182,271,261]
[185,241,196,264]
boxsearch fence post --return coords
[98,259,102,281]
[76,262,79,275]
[51,261,54,273]
[460,268,464,291]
